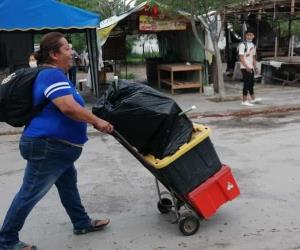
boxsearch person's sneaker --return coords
[250,98,262,104]
[241,101,254,106]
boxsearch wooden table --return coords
[261,56,300,85]
[263,56,300,64]
[157,63,203,94]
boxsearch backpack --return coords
[0,67,49,127]
[237,41,256,57]
[236,41,248,60]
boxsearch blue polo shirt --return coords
[23,68,88,144]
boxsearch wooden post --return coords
[157,67,161,88]
[199,67,202,93]
[273,2,278,58]
[224,21,231,70]
[288,0,295,57]
[171,71,174,94]
[256,10,260,50]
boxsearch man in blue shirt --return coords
[0,32,113,250]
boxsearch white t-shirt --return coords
[239,42,256,69]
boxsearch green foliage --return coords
[144,51,160,58]
[120,72,136,79]
[33,34,43,44]
[156,0,241,16]
[279,17,300,37]
[60,0,100,14]
[135,0,146,6]
[127,53,144,64]
[127,51,160,64]
[60,0,135,52]
[61,0,135,19]
[126,36,136,56]
[98,0,133,18]
[70,33,86,53]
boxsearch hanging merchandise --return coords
[152,4,159,17]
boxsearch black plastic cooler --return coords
[144,124,222,195]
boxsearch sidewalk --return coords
[165,83,300,117]
[1,82,300,135]
[82,81,300,118]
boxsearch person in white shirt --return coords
[28,53,37,68]
[239,30,262,106]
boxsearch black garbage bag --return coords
[92,80,193,158]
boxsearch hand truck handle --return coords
[111,130,152,170]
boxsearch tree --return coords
[61,0,135,19]
[155,0,241,99]
[60,0,135,51]
[97,0,135,18]
[60,0,99,14]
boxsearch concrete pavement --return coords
[1,81,300,250]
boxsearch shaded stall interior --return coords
[99,4,206,93]
[224,0,300,84]
[0,0,101,96]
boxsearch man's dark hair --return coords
[35,32,65,65]
[245,30,255,35]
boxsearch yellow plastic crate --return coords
[144,123,211,169]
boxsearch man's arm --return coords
[52,95,113,134]
[253,47,257,73]
[239,54,252,72]
[239,43,252,72]
[253,56,257,73]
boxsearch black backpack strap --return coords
[242,41,247,53]
[25,67,52,125]
[32,66,66,112]
[237,41,247,54]
[35,66,52,108]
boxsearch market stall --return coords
[0,0,101,96]
[97,1,206,94]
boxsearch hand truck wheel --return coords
[157,198,173,214]
[179,214,200,236]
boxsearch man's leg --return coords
[248,70,256,99]
[55,165,91,231]
[0,137,81,247]
[249,70,263,103]
[0,145,63,247]
[241,69,250,102]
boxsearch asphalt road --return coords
[0,112,300,250]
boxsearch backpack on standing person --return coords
[0,67,49,127]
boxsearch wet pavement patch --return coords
[193,112,300,129]
[190,106,300,119]
[207,96,241,102]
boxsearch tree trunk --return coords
[211,57,218,92]
[212,39,226,99]
[190,18,226,98]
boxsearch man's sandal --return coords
[2,241,37,250]
[73,219,110,235]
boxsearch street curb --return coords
[188,104,300,118]
[2,105,300,136]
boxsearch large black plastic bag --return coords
[92,80,193,158]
